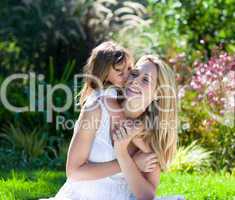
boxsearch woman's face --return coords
[123,61,157,118]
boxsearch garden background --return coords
[0,0,234,199]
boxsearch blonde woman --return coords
[112,55,184,200]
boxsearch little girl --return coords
[40,41,157,200]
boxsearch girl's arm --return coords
[116,148,160,200]
[66,104,121,181]
[66,99,157,181]
[113,125,160,200]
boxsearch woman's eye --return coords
[130,72,138,77]
[143,78,149,83]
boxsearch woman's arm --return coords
[66,104,121,181]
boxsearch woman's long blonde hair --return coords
[138,55,178,171]
[79,41,133,106]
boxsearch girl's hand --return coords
[113,122,144,153]
[132,136,152,153]
[133,151,158,173]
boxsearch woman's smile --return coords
[125,85,142,97]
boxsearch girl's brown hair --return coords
[78,41,133,106]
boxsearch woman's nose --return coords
[131,77,139,86]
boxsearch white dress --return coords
[40,88,184,200]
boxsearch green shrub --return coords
[0,123,48,160]
[0,0,148,73]
[169,141,212,173]
[0,0,88,72]
[179,90,235,171]
[78,0,149,43]
[115,0,235,65]
[0,122,70,170]
[147,0,235,57]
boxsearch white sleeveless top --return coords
[43,88,133,200]
[85,88,117,163]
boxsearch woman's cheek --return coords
[143,85,155,102]
[142,84,151,94]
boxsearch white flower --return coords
[182,123,190,130]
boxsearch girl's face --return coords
[106,61,132,87]
[123,61,157,117]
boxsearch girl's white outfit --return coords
[39,88,184,200]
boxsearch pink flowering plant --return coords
[190,51,235,127]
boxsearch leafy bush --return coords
[79,0,149,43]
[115,0,235,65]
[147,0,235,57]
[190,51,235,127]
[0,0,88,73]
[232,168,235,177]
[0,40,21,73]
[178,89,235,171]
[169,141,212,173]
[1,0,234,173]
[0,122,69,170]
[0,123,48,160]
[214,124,235,171]
[0,0,147,73]
[178,50,235,171]
[0,56,78,137]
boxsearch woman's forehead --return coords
[135,62,157,75]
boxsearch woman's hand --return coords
[133,151,158,173]
[113,122,144,154]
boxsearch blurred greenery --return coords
[150,0,235,57]
[115,0,235,61]
[0,0,234,175]
[0,0,148,73]
[0,0,88,73]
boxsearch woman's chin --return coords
[123,102,143,118]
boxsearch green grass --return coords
[0,170,235,200]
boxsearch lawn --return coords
[0,170,235,200]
